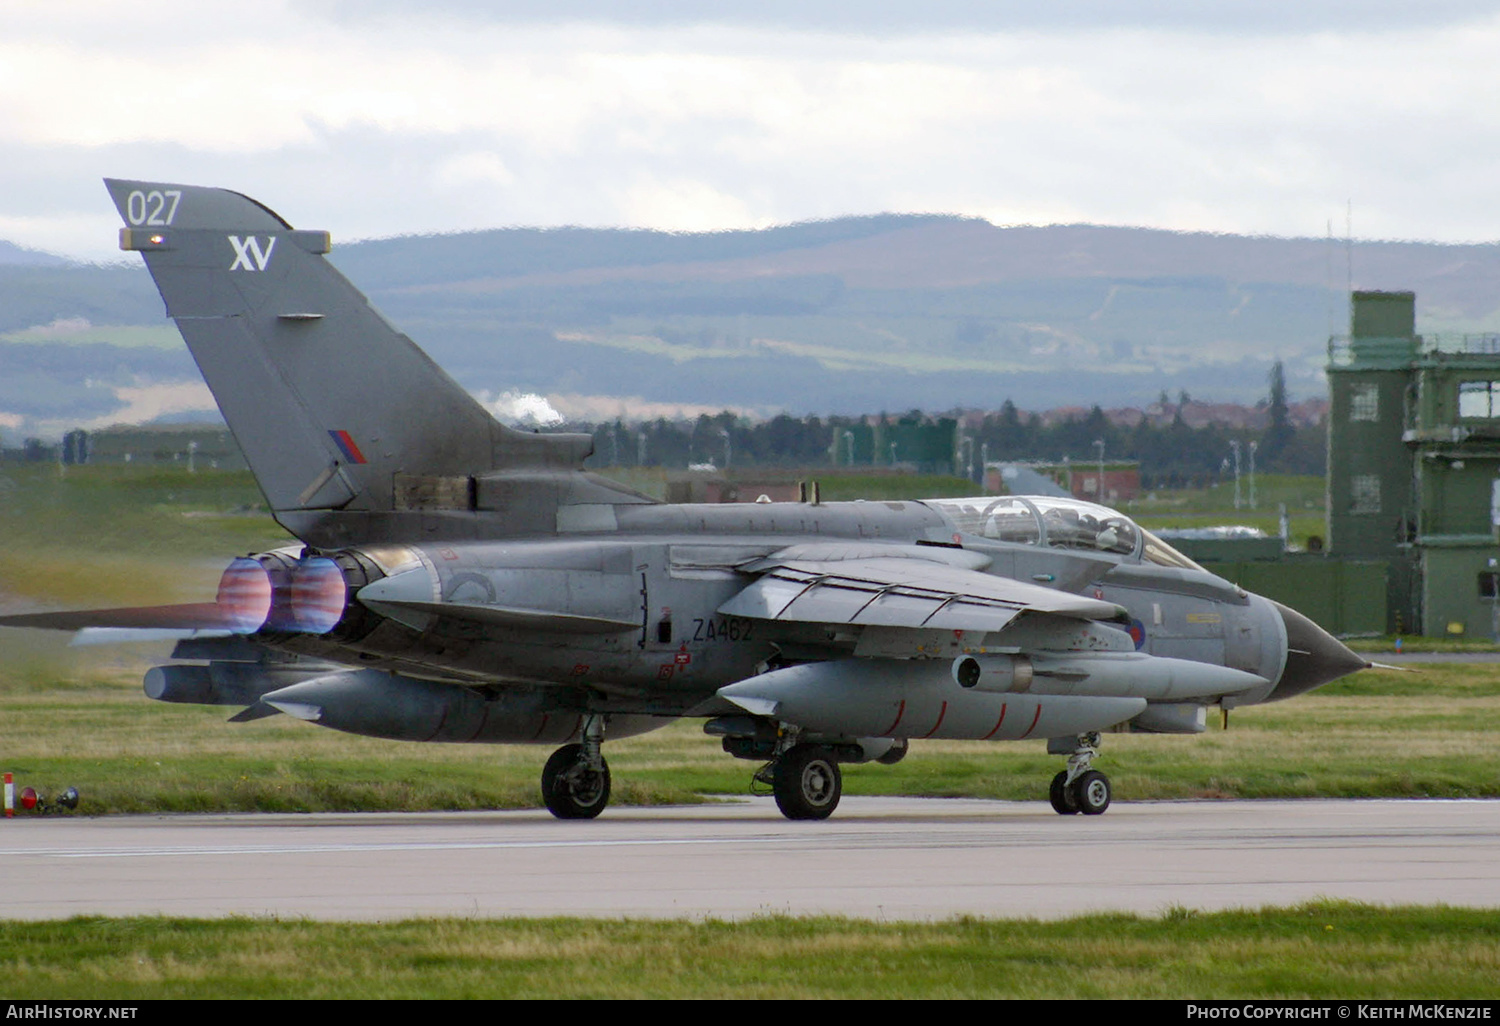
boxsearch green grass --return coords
[0,323,182,350]
[1126,475,1328,549]
[594,466,985,503]
[0,463,291,607]
[1127,475,1326,515]
[2,646,1497,814]
[3,904,1497,998]
[1348,635,1500,653]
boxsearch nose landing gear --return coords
[542,716,611,819]
[1047,732,1111,816]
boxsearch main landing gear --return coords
[1047,732,1111,816]
[754,741,843,820]
[542,716,611,819]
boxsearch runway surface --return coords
[2,797,1497,921]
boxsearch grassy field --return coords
[1126,474,1327,550]
[1128,474,1326,516]
[3,904,1499,999]
[1,637,1497,814]
[0,463,289,609]
[595,465,982,502]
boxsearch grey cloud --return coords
[308,0,1500,34]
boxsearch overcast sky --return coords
[4,1,1500,261]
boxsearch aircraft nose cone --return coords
[1269,600,1370,701]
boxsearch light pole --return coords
[1230,440,1242,510]
[1248,440,1258,509]
[719,428,731,470]
[1093,438,1105,502]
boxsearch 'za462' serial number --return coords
[692,617,754,642]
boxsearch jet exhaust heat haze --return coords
[0,180,1370,820]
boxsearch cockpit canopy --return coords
[921,495,1204,570]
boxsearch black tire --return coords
[772,744,842,820]
[1070,770,1111,816]
[541,743,611,820]
[1049,770,1080,815]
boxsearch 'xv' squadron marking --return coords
[228,235,275,271]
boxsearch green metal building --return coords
[1327,290,1500,636]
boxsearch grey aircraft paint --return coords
[0,180,1370,821]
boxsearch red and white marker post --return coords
[3,773,12,818]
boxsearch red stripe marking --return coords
[464,703,491,743]
[420,704,450,743]
[921,701,948,739]
[981,702,1009,740]
[529,714,550,741]
[1019,703,1044,739]
[880,700,906,736]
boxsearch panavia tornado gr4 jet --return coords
[0,179,1370,820]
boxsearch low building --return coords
[987,460,1141,504]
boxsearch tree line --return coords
[575,363,1324,488]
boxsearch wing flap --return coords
[719,556,1121,634]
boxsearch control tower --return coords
[1327,291,1500,635]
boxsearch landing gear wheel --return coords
[772,744,842,820]
[1049,770,1080,815]
[541,743,611,820]
[1070,770,1111,816]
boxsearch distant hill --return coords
[0,240,69,267]
[4,216,1499,435]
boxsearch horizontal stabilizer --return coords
[1,603,246,632]
[70,627,233,646]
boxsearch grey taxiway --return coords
[1,798,1496,921]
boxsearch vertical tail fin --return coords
[104,179,592,537]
